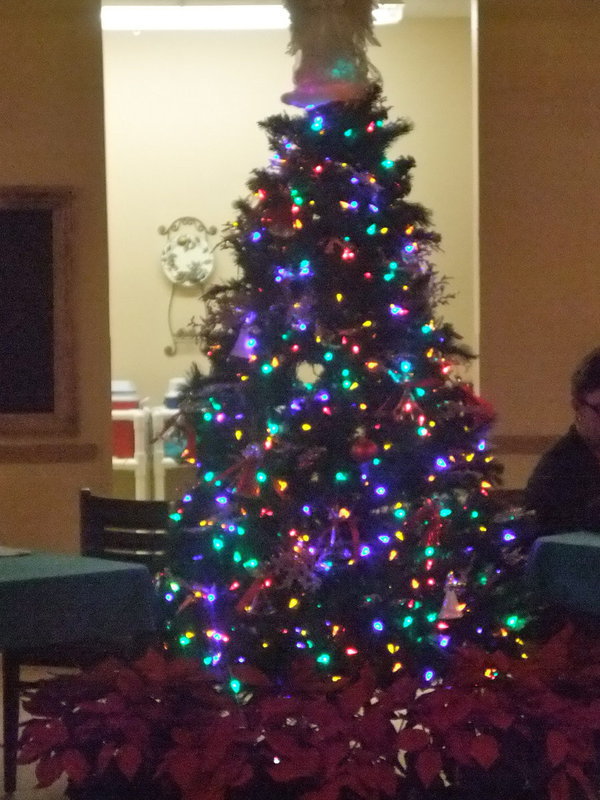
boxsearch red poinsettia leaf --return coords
[35,753,64,788]
[356,706,395,750]
[185,783,227,800]
[166,656,208,681]
[547,731,569,768]
[17,741,48,765]
[302,697,344,735]
[358,762,398,796]
[386,675,419,709]
[230,663,271,687]
[322,741,350,778]
[446,730,473,766]
[133,647,169,681]
[302,779,344,800]
[97,743,116,774]
[267,747,321,782]
[78,692,127,715]
[20,719,69,750]
[470,734,500,769]
[265,730,306,761]
[228,761,253,788]
[336,667,377,717]
[415,748,442,788]
[488,710,515,731]
[171,727,198,747]
[162,748,202,791]
[549,770,570,800]
[61,749,90,785]
[565,762,596,800]
[397,727,430,753]
[115,743,142,780]
[256,695,301,724]
[115,670,147,700]
[201,722,235,772]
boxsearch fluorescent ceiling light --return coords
[101,4,404,32]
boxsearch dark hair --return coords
[571,347,600,400]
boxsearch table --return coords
[527,531,600,616]
[0,551,156,793]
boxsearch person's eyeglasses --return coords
[581,400,600,418]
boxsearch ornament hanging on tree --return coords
[231,311,258,358]
[262,203,295,239]
[281,0,380,107]
[351,434,378,461]
[439,571,466,620]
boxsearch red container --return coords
[111,382,139,458]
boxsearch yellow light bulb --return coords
[289,598,299,609]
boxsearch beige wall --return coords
[0,0,111,550]
[103,17,476,407]
[479,0,600,487]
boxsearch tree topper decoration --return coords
[281,0,380,107]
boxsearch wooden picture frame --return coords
[0,187,77,435]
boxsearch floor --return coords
[1,660,67,800]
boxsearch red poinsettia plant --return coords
[19,625,600,800]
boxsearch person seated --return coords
[525,347,600,533]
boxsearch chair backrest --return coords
[80,488,171,571]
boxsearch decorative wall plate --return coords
[159,217,217,287]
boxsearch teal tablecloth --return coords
[527,532,600,615]
[0,551,156,650]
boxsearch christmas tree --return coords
[161,0,533,686]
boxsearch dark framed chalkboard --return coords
[0,188,76,435]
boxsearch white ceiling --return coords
[101,1,471,18]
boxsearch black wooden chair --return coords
[79,487,171,570]
[3,488,171,794]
